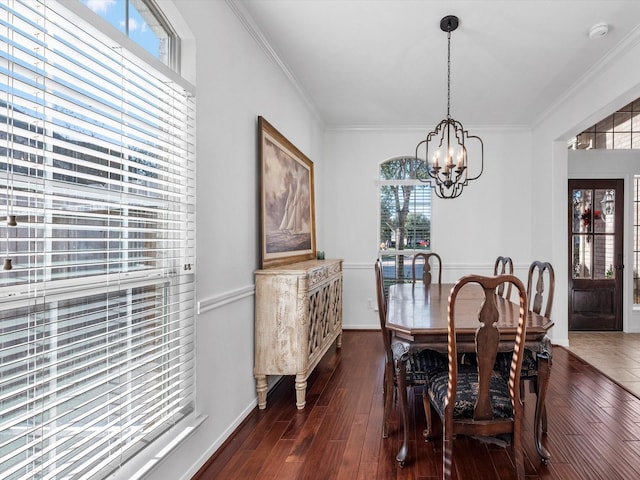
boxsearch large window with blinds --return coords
[0,1,196,479]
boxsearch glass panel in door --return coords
[568,179,623,331]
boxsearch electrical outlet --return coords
[367,298,373,309]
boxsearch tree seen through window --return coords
[379,157,431,284]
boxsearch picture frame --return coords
[258,116,316,269]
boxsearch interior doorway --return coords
[568,179,624,331]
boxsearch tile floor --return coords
[567,331,640,397]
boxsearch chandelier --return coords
[415,15,484,199]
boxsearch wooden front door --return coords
[568,179,624,330]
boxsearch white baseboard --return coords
[180,400,257,480]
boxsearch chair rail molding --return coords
[197,284,255,315]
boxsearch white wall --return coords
[323,127,535,329]
[531,29,640,346]
[150,2,325,479]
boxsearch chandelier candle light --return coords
[415,15,484,199]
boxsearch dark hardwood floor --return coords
[193,331,640,479]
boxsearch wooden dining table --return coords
[386,282,554,466]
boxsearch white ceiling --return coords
[233,0,640,129]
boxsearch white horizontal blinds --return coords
[0,1,195,480]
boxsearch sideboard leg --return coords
[256,375,268,409]
[295,373,307,409]
[336,331,343,349]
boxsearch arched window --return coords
[378,157,431,283]
[0,1,195,478]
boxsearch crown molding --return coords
[532,23,640,129]
[225,0,324,127]
[324,124,531,134]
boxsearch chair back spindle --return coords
[493,256,514,299]
[412,252,442,285]
[527,260,555,319]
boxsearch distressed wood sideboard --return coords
[254,258,343,409]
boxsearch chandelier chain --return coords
[447,26,451,119]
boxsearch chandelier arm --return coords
[415,139,436,183]
[465,134,484,181]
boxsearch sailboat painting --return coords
[259,117,316,268]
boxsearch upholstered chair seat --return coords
[427,364,514,420]
[494,348,538,381]
[403,347,448,385]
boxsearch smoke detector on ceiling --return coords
[589,22,609,39]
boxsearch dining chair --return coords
[412,252,442,285]
[523,260,555,431]
[423,274,528,480]
[487,260,554,460]
[374,260,446,462]
[493,255,513,299]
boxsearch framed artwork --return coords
[259,116,316,268]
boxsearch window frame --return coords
[0,1,196,478]
[377,156,432,284]
[69,0,184,80]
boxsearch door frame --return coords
[568,178,624,331]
